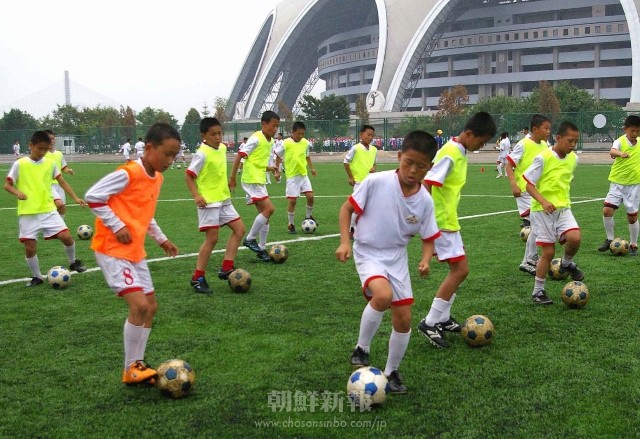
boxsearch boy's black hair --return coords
[556,121,579,136]
[360,124,375,133]
[501,131,509,139]
[261,110,280,123]
[44,129,55,136]
[523,127,529,131]
[30,130,52,145]
[145,123,181,145]
[243,137,248,141]
[401,130,438,162]
[464,112,497,138]
[530,114,551,130]
[623,115,640,128]
[292,121,306,132]
[199,117,222,134]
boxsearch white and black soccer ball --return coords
[47,266,71,289]
[77,224,93,240]
[156,359,196,399]
[347,366,389,408]
[301,218,317,234]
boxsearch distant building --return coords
[55,135,76,154]
[228,0,640,118]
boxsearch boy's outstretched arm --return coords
[335,200,355,262]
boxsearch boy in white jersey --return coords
[120,140,132,162]
[344,124,377,237]
[505,114,552,275]
[4,131,87,286]
[336,131,440,393]
[229,111,280,262]
[496,131,510,178]
[186,118,246,294]
[418,112,496,349]
[133,138,144,159]
[274,122,317,233]
[597,115,640,255]
[172,141,188,169]
[45,130,75,217]
[523,122,584,305]
[13,140,20,157]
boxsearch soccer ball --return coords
[301,218,317,234]
[347,366,389,408]
[610,238,630,256]
[77,224,93,240]
[156,359,196,399]
[519,226,530,242]
[561,281,590,309]
[47,266,71,289]
[228,269,252,293]
[268,244,289,264]
[461,315,494,347]
[548,258,569,281]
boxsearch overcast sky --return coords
[0,0,293,122]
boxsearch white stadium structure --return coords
[227,0,640,119]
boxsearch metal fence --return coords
[1,110,636,155]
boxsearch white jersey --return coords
[134,141,144,157]
[349,170,440,249]
[498,138,511,161]
[13,143,20,156]
[121,143,132,156]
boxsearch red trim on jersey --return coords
[522,175,535,186]
[603,202,618,209]
[44,228,69,240]
[87,202,108,208]
[348,195,363,215]
[391,298,414,306]
[424,179,442,187]
[422,231,441,242]
[199,225,220,232]
[117,287,144,296]
[238,152,248,158]
[506,156,516,166]
[437,254,466,263]
[520,209,530,218]
[186,169,197,178]
[362,275,388,299]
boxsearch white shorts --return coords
[136,151,144,158]
[197,203,241,231]
[286,175,313,199]
[18,211,68,242]
[497,155,508,164]
[353,242,413,306]
[604,183,640,214]
[530,208,579,246]
[94,252,155,296]
[515,191,532,217]
[52,184,66,204]
[434,231,466,262]
[241,182,269,202]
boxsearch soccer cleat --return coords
[520,218,531,228]
[287,224,297,234]
[417,319,448,348]
[69,259,87,273]
[559,262,584,281]
[496,175,502,179]
[217,267,235,280]
[597,239,613,252]
[243,238,261,253]
[256,250,271,262]
[438,317,462,333]
[630,245,638,256]
[518,262,537,276]
[26,277,44,287]
[532,291,553,305]
[386,370,407,394]
[350,346,370,368]
[306,216,318,226]
[190,276,212,294]
[122,360,158,385]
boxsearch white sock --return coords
[259,224,270,250]
[604,217,615,240]
[424,298,448,326]
[629,222,639,246]
[525,228,537,262]
[247,213,268,240]
[123,320,144,369]
[384,329,411,376]
[26,256,42,278]
[306,205,313,218]
[533,276,546,295]
[137,327,152,363]
[497,163,503,176]
[356,303,385,352]
[64,243,76,264]
[440,293,456,322]
[287,212,295,226]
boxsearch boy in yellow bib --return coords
[523,122,584,305]
[344,124,377,237]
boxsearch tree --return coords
[298,94,350,138]
[437,85,469,116]
[47,105,83,134]
[181,108,202,148]
[214,97,229,123]
[120,106,137,140]
[136,107,179,128]
[0,109,38,131]
[537,80,561,117]
[355,95,369,125]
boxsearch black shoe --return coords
[69,259,87,273]
[256,250,271,262]
[520,219,531,228]
[287,224,297,234]
[532,291,553,305]
[350,346,369,368]
[190,277,212,294]
[417,319,448,348]
[217,267,234,280]
[518,262,537,276]
[386,370,407,394]
[307,216,318,226]
[243,238,261,253]
[597,239,613,252]
[26,277,44,287]
[560,262,584,281]
[439,317,461,333]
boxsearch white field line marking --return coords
[0,197,603,285]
